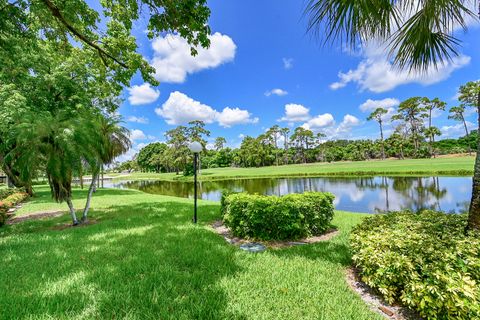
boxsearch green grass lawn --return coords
[108,156,475,182]
[1,186,382,319]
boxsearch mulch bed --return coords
[210,220,339,249]
[6,210,67,225]
[345,267,420,320]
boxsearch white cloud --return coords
[151,32,236,83]
[156,91,257,128]
[127,84,160,105]
[238,134,245,139]
[265,88,288,97]
[441,121,475,138]
[217,107,258,127]
[330,54,470,93]
[302,113,335,131]
[337,114,361,133]
[359,98,400,112]
[283,58,293,70]
[127,116,149,124]
[278,104,311,123]
[130,129,147,141]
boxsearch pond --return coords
[106,176,472,214]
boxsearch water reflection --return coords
[108,176,471,214]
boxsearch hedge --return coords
[222,192,335,240]
[351,211,480,319]
[0,191,29,226]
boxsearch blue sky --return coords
[118,0,480,159]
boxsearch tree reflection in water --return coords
[110,176,470,214]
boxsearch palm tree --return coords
[81,114,131,222]
[423,126,442,157]
[367,107,388,159]
[305,0,480,231]
[422,98,446,157]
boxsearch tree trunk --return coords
[466,92,480,232]
[82,172,97,222]
[463,117,472,156]
[66,197,79,225]
[379,121,385,160]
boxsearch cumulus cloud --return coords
[217,107,259,127]
[265,88,288,97]
[278,104,311,123]
[156,91,217,125]
[337,114,361,133]
[130,129,147,141]
[155,91,258,128]
[151,32,236,83]
[127,116,149,124]
[330,54,470,93]
[441,121,475,138]
[359,98,400,112]
[302,113,335,131]
[127,83,160,105]
[283,58,293,70]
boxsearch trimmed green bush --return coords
[222,192,334,240]
[351,211,480,320]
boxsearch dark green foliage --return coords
[222,192,335,240]
[434,131,478,155]
[182,163,195,176]
[351,211,480,319]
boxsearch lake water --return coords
[106,176,472,214]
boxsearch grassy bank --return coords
[109,156,475,182]
[1,186,381,319]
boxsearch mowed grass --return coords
[109,155,475,182]
[1,186,382,319]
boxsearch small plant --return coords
[0,191,29,226]
[351,211,480,319]
[222,192,334,240]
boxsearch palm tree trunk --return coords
[467,92,480,232]
[66,197,78,225]
[82,172,97,222]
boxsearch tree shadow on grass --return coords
[0,201,246,319]
[269,236,352,267]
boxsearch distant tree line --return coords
[116,83,479,174]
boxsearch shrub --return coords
[0,188,17,200]
[0,192,29,226]
[351,211,480,320]
[222,192,334,240]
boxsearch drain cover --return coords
[239,242,266,253]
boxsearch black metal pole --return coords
[193,152,198,223]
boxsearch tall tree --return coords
[448,105,471,155]
[305,0,480,231]
[393,97,425,156]
[280,127,290,165]
[214,137,227,151]
[422,98,446,157]
[291,127,314,163]
[458,81,480,230]
[367,107,388,160]
[266,125,281,166]
[165,126,189,174]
